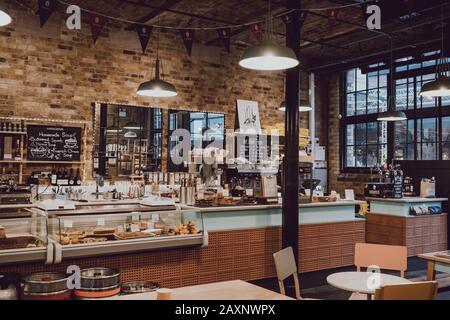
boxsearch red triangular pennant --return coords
[217,28,231,52]
[136,24,153,54]
[327,8,338,30]
[180,29,195,56]
[38,0,58,28]
[250,23,262,42]
[90,14,108,44]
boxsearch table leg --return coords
[426,261,436,281]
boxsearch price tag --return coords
[245,189,253,197]
[132,214,139,222]
[130,224,140,232]
[151,213,160,223]
[222,189,229,197]
[63,220,73,228]
[97,218,105,226]
[197,192,204,200]
[117,225,124,233]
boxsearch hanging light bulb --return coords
[137,13,177,98]
[278,99,312,112]
[378,38,407,122]
[420,3,450,97]
[0,5,12,27]
[124,130,138,139]
[239,1,299,71]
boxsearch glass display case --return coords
[45,207,204,261]
[0,213,50,265]
[0,203,205,265]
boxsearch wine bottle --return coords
[51,166,57,185]
[68,168,75,185]
[75,168,81,185]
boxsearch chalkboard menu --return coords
[27,125,82,161]
[393,175,404,199]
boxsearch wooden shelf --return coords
[0,131,26,135]
[0,160,83,164]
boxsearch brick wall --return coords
[0,1,312,178]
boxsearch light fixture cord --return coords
[389,36,396,111]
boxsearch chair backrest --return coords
[273,247,301,300]
[354,243,407,277]
[374,281,438,300]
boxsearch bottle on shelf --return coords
[51,166,57,185]
[68,168,75,185]
[75,168,81,186]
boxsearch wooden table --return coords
[419,251,450,281]
[327,272,411,299]
[105,280,294,300]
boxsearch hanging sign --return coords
[180,29,195,56]
[38,0,59,28]
[236,99,261,133]
[136,24,153,53]
[281,11,308,30]
[327,8,339,30]
[90,13,108,44]
[250,22,263,42]
[217,28,231,52]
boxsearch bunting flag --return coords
[327,8,338,30]
[250,22,262,42]
[38,0,59,28]
[90,13,108,44]
[281,11,308,31]
[136,24,153,53]
[217,28,231,52]
[180,29,195,56]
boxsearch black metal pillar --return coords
[282,0,300,260]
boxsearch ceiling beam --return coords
[121,0,237,25]
[125,0,184,30]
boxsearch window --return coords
[343,66,389,169]
[342,50,450,170]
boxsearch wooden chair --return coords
[374,281,438,300]
[355,243,408,277]
[273,246,314,300]
[351,243,408,300]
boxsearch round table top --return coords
[327,271,412,294]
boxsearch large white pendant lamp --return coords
[137,16,177,98]
[239,1,299,71]
[377,38,407,122]
[420,3,450,98]
[0,5,12,27]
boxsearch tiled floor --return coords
[251,257,450,300]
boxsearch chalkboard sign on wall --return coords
[27,125,82,161]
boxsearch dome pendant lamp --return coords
[239,1,299,71]
[278,99,312,112]
[0,4,11,27]
[137,16,177,98]
[420,3,450,98]
[377,38,407,122]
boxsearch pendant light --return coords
[124,130,138,139]
[377,38,407,122]
[0,4,11,27]
[106,124,123,134]
[278,99,312,112]
[137,15,177,97]
[239,1,299,71]
[420,3,450,98]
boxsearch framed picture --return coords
[236,99,261,133]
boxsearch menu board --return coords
[27,125,82,161]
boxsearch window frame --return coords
[340,53,450,173]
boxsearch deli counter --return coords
[0,201,206,266]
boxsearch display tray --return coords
[0,235,45,250]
